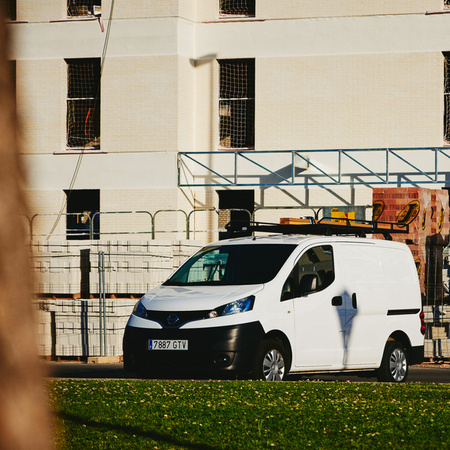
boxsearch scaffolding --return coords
[178,147,450,187]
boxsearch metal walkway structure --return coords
[178,147,450,187]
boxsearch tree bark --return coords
[0,11,51,450]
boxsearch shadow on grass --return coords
[56,411,220,449]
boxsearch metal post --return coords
[98,251,102,357]
[102,252,106,355]
[98,251,106,357]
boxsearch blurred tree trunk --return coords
[0,11,51,450]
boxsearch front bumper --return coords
[123,321,265,376]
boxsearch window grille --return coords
[445,54,450,143]
[219,0,255,17]
[219,59,255,149]
[67,0,101,17]
[66,59,100,149]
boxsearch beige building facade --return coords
[5,1,450,358]
[6,0,450,243]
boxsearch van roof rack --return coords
[225,217,409,240]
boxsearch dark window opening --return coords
[68,0,101,17]
[65,189,100,240]
[218,190,254,239]
[66,58,100,149]
[1,0,16,20]
[445,53,450,143]
[219,59,255,149]
[219,0,255,17]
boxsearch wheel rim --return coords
[262,349,285,381]
[389,347,407,381]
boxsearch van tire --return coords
[253,339,288,381]
[376,341,408,383]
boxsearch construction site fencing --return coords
[27,206,335,241]
[28,207,450,360]
[34,239,203,358]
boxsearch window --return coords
[281,246,335,300]
[65,189,100,240]
[66,58,100,149]
[218,190,254,239]
[445,1,450,9]
[68,0,101,17]
[1,0,16,20]
[445,53,450,143]
[219,59,255,149]
[220,0,255,17]
[164,244,296,286]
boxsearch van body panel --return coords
[335,241,422,367]
[140,284,264,312]
[291,287,345,369]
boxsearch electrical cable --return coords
[45,0,116,240]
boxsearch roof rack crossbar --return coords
[225,218,409,240]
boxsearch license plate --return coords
[148,340,188,351]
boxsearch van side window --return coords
[281,245,334,301]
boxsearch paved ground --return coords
[44,361,450,383]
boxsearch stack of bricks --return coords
[372,187,449,299]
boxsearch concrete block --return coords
[432,326,448,339]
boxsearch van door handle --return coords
[352,293,357,309]
[332,296,342,306]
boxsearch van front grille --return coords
[146,310,211,328]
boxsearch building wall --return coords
[17,59,66,155]
[15,0,445,23]
[256,52,444,150]
[10,1,450,245]
[257,1,442,19]
[102,55,179,153]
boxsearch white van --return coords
[123,228,424,382]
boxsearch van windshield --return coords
[164,244,296,286]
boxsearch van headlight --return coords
[208,296,255,318]
[132,300,147,319]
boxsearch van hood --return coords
[140,284,264,311]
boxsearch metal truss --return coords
[178,147,450,187]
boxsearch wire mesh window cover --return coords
[67,0,101,17]
[219,59,255,149]
[220,0,255,16]
[66,59,100,149]
[445,54,450,143]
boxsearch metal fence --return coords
[27,206,329,241]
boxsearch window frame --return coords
[218,58,255,149]
[65,58,101,150]
[281,245,335,301]
[67,0,101,17]
[219,0,255,17]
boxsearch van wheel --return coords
[376,341,408,383]
[253,339,288,381]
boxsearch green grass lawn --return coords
[48,379,450,449]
